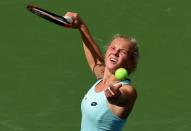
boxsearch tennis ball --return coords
[115,68,128,81]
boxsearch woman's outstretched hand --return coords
[105,83,122,104]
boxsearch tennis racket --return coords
[27,4,73,27]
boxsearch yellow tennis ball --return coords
[115,68,128,81]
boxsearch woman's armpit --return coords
[93,64,105,79]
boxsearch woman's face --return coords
[105,37,131,72]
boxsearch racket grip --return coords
[63,16,73,24]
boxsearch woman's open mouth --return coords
[110,57,118,64]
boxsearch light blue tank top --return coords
[81,79,131,131]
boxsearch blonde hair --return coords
[111,34,140,75]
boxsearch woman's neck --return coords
[95,68,119,92]
[102,68,118,86]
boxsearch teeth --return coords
[110,58,117,62]
[111,58,116,61]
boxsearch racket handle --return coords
[63,16,73,24]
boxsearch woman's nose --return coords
[113,49,120,56]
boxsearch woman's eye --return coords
[120,50,128,55]
[110,46,115,50]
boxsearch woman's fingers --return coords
[104,83,122,98]
[63,12,83,28]
[109,83,122,94]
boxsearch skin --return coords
[64,12,137,119]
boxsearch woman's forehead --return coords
[110,37,131,48]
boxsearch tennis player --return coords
[64,12,139,131]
